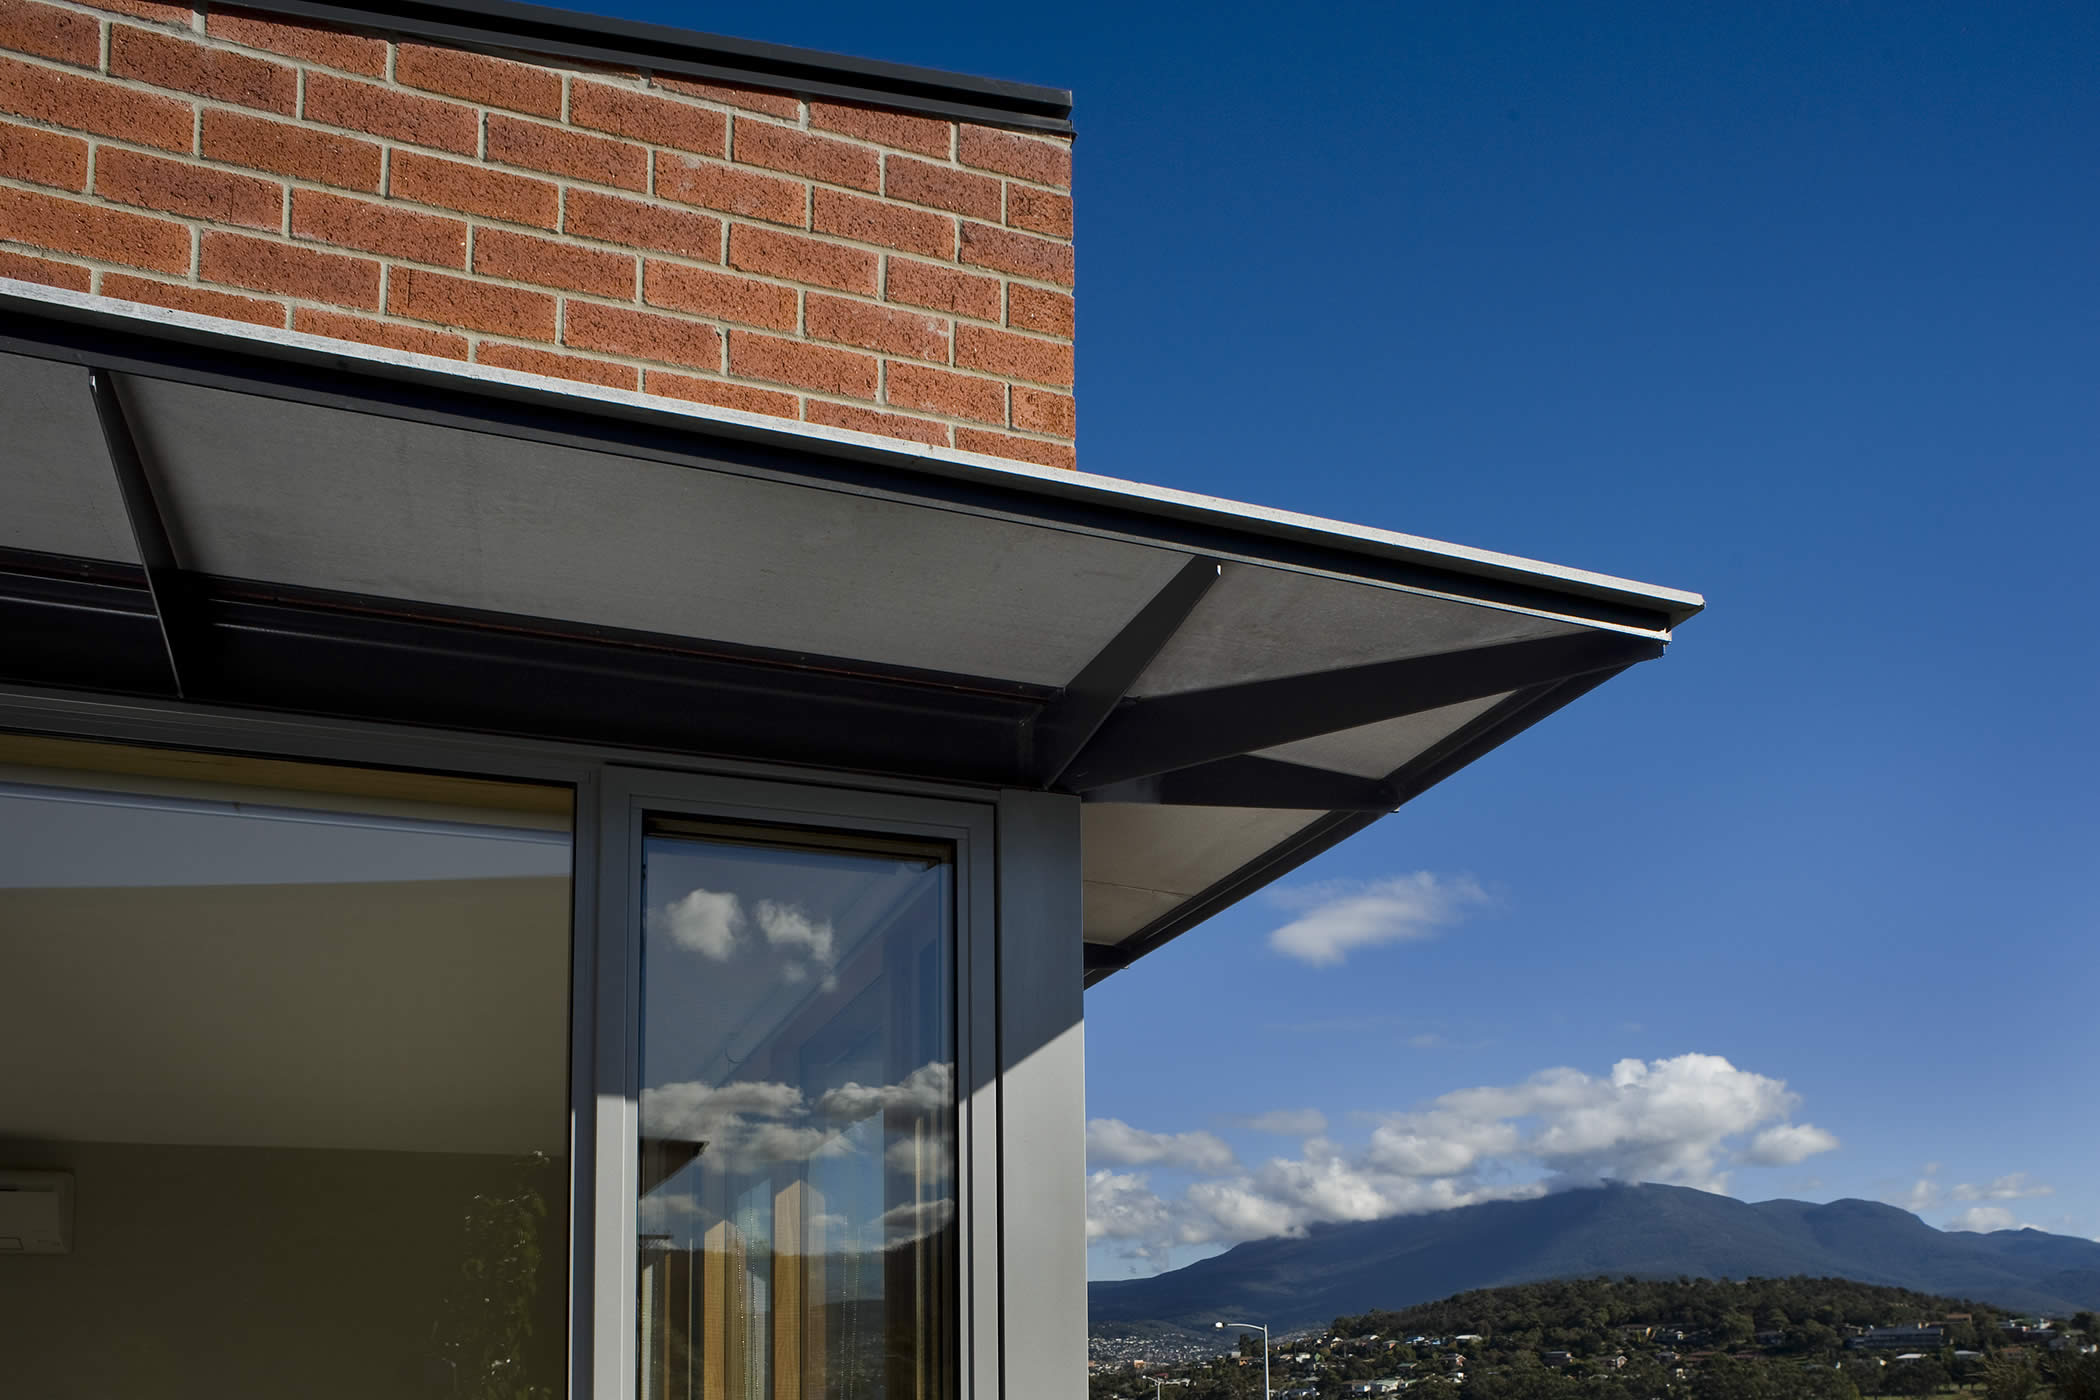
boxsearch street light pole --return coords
[1216,1320,1270,1400]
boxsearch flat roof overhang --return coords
[0,279,1702,984]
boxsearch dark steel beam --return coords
[1081,754,1396,811]
[88,368,197,698]
[1031,555,1219,786]
[1060,629,1665,792]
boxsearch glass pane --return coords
[639,817,957,1400]
[0,734,572,1400]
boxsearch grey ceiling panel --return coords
[121,377,1185,685]
[0,352,140,564]
[1253,691,1516,778]
[1131,562,1585,699]
[1082,881,1183,944]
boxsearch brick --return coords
[0,0,101,69]
[201,231,379,307]
[476,341,638,389]
[958,125,1069,189]
[0,118,87,190]
[0,55,191,152]
[97,147,281,229]
[390,151,558,228]
[395,40,561,118]
[955,427,1076,469]
[565,188,720,261]
[651,74,798,120]
[805,292,947,362]
[805,398,948,447]
[885,257,1000,322]
[303,72,477,155]
[812,187,951,259]
[388,267,555,339]
[1010,386,1074,437]
[0,186,188,271]
[1006,184,1071,238]
[202,110,381,191]
[884,155,1000,220]
[959,220,1073,286]
[486,114,646,191]
[733,118,877,192]
[102,271,283,326]
[727,329,875,398]
[654,153,804,226]
[563,300,719,371]
[1007,283,1072,338]
[884,361,1003,425]
[808,101,949,159]
[76,0,189,26]
[293,306,467,359]
[955,323,1071,387]
[109,25,295,113]
[291,190,465,267]
[0,247,90,290]
[571,81,724,156]
[475,227,634,297]
[644,369,797,418]
[728,225,875,296]
[205,8,386,76]
[643,260,793,330]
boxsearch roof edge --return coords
[251,0,1073,133]
[0,280,1704,632]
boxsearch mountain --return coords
[1088,1182,2100,1334]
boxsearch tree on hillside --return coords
[1979,1353,2039,1400]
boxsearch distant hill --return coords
[1088,1182,2100,1334]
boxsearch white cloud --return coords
[642,1062,952,1174]
[1947,1206,2021,1233]
[650,887,744,960]
[1087,1118,1238,1173]
[1744,1122,1841,1166]
[1266,872,1489,966]
[1245,1109,1328,1137]
[1087,1052,1833,1267]
[1951,1173,2053,1202]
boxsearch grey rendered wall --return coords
[996,790,1087,1399]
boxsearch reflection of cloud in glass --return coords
[757,900,832,962]
[640,1062,951,1175]
[816,1061,951,1122]
[875,1198,956,1248]
[648,887,743,960]
[886,1136,952,1180]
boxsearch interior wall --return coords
[0,1137,568,1400]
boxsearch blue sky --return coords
[580,0,2100,1277]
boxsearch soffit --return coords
[0,284,1703,984]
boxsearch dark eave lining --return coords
[250,0,1074,133]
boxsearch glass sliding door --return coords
[0,733,574,1400]
[636,817,958,1400]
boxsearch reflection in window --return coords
[0,734,573,1400]
[639,819,956,1400]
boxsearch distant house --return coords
[1849,1328,1946,1351]
[1542,1352,1574,1367]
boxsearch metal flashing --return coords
[243,0,1073,133]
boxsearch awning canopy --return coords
[0,280,1702,984]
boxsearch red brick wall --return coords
[0,0,1076,465]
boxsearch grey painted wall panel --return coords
[998,789,1087,1400]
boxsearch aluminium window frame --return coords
[0,681,1020,1400]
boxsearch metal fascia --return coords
[249,0,1073,132]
